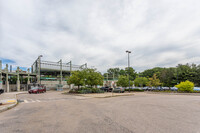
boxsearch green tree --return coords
[175,80,194,92]
[67,69,103,89]
[117,75,133,87]
[159,68,177,87]
[146,74,161,87]
[125,67,137,80]
[140,67,164,78]
[119,69,126,76]
[67,71,84,89]
[107,68,120,77]
[134,77,148,87]
[84,69,103,87]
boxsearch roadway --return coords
[0,92,200,133]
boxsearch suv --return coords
[100,87,113,92]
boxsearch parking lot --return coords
[0,91,200,133]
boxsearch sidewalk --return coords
[0,92,27,113]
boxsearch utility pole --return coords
[126,50,131,92]
[177,66,179,84]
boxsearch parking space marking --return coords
[24,100,29,103]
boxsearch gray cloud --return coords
[0,0,200,73]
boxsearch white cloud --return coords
[0,0,200,73]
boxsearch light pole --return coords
[126,50,131,92]
[176,65,179,85]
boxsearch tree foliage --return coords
[134,77,148,87]
[104,67,137,80]
[67,71,85,89]
[84,69,103,87]
[67,69,103,88]
[117,75,133,87]
[175,80,194,92]
[104,63,200,87]
[146,74,161,87]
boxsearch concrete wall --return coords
[41,81,70,89]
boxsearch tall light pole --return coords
[126,50,131,92]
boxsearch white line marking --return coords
[31,100,35,103]
[24,100,29,103]
[36,100,41,102]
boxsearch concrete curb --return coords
[146,92,200,96]
[63,92,135,98]
[0,102,18,113]
[95,93,135,98]
[0,93,20,113]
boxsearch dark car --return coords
[113,87,125,93]
[29,86,46,94]
[100,87,113,92]
[0,89,4,95]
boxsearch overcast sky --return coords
[1,0,200,73]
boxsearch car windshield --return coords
[31,87,38,90]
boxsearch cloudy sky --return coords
[0,0,200,73]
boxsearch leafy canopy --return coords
[134,77,148,87]
[67,69,103,88]
[117,75,133,87]
[146,74,161,87]
[175,80,194,92]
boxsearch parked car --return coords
[142,87,148,91]
[28,86,46,94]
[171,87,178,91]
[155,87,162,90]
[0,89,4,95]
[193,87,200,91]
[100,87,113,92]
[146,87,156,91]
[113,87,125,93]
[162,87,170,91]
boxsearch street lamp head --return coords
[126,50,131,53]
[39,55,43,58]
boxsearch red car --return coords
[29,86,46,94]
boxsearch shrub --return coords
[175,80,194,93]
[125,88,144,92]
[69,87,104,94]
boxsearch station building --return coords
[0,56,87,92]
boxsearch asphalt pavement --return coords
[0,91,200,133]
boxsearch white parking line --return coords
[24,100,29,103]
[31,100,35,103]
[36,100,41,102]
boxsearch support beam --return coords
[37,55,42,84]
[59,59,62,85]
[6,64,9,92]
[0,60,2,89]
[27,68,30,84]
[17,67,20,92]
